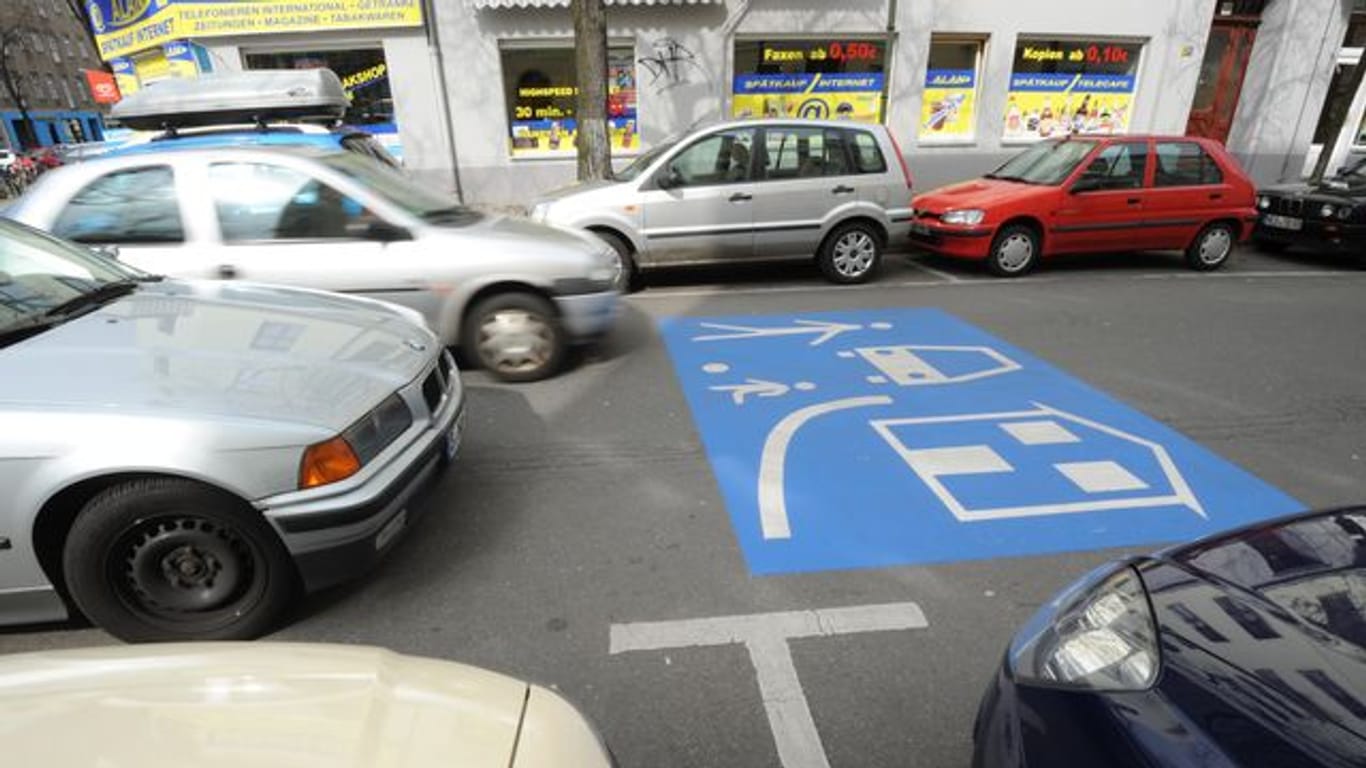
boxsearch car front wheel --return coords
[463,292,566,382]
[592,229,640,292]
[987,224,1039,277]
[1187,222,1236,271]
[63,478,298,643]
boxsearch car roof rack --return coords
[111,69,348,132]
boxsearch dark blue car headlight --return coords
[1008,564,1159,691]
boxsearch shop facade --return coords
[434,0,1366,205]
[85,0,453,187]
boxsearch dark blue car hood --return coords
[1135,508,1366,766]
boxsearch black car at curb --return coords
[1254,159,1366,257]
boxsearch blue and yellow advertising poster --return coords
[919,69,976,139]
[163,40,199,79]
[731,72,885,124]
[1002,40,1142,140]
[109,57,140,96]
[1001,73,1136,140]
[88,0,423,61]
[508,51,638,156]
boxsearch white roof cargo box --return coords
[111,69,348,131]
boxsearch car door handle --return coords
[1127,198,1142,205]
[832,185,856,195]
[217,264,239,279]
[1209,193,1224,200]
[729,192,752,203]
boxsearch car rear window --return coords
[848,130,887,174]
[1155,142,1223,187]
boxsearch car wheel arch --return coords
[32,472,282,616]
[997,215,1047,252]
[821,215,888,250]
[454,281,561,340]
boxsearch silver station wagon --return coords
[0,220,464,642]
[530,118,915,286]
[7,146,620,382]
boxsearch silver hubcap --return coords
[832,231,877,277]
[1199,228,1232,264]
[478,309,554,375]
[996,233,1034,272]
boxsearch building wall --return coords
[0,1,108,148]
[435,0,1220,206]
[1227,0,1353,184]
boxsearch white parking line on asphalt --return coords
[902,258,965,283]
[610,602,930,768]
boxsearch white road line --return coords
[758,396,893,539]
[902,258,965,282]
[610,603,930,768]
[1140,270,1366,280]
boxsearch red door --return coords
[1051,141,1152,255]
[1187,19,1259,142]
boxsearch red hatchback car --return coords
[909,136,1257,276]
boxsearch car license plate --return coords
[1263,214,1303,231]
[375,508,408,551]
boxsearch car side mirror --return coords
[655,166,683,190]
[1070,177,1105,194]
[365,220,411,242]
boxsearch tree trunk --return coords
[1312,49,1366,182]
[0,31,37,149]
[572,0,612,181]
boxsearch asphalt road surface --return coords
[4,245,1365,768]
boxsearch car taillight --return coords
[887,130,913,191]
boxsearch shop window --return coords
[732,38,887,123]
[1002,38,1142,141]
[208,163,375,242]
[1154,142,1223,187]
[52,167,184,244]
[920,38,983,141]
[244,49,394,127]
[761,126,850,179]
[500,45,639,157]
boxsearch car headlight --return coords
[1320,204,1337,219]
[941,209,986,226]
[299,393,412,489]
[1257,195,1271,210]
[1008,564,1159,691]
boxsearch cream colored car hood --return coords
[0,643,532,767]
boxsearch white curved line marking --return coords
[758,396,893,539]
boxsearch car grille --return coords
[421,351,455,415]
[1270,197,1305,217]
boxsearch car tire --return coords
[818,221,883,284]
[63,478,297,643]
[1186,221,1236,271]
[592,229,641,292]
[987,224,1040,277]
[462,292,566,383]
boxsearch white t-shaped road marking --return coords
[610,603,929,768]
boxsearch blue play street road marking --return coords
[660,309,1303,575]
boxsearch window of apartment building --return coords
[1313,4,1366,149]
[1003,38,1143,141]
[919,37,984,142]
[499,43,639,158]
[732,38,888,124]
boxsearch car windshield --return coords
[616,138,679,182]
[0,220,142,343]
[320,152,483,226]
[986,140,1098,186]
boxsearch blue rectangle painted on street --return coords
[659,309,1302,575]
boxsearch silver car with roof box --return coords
[530,118,915,286]
[0,219,464,642]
